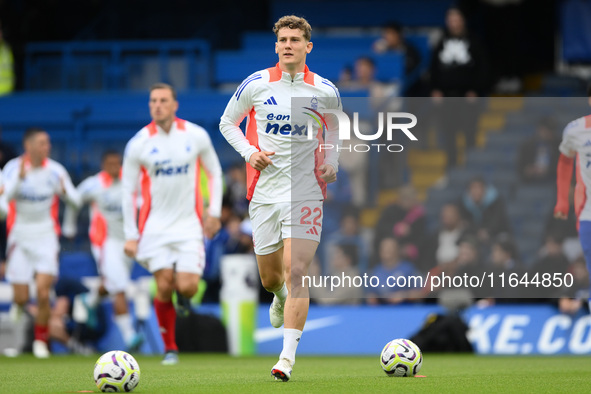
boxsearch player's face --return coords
[149,88,178,124]
[275,28,312,68]
[26,132,51,160]
[102,154,122,179]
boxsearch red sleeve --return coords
[554,153,574,216]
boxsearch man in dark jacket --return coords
[430,7,489,168]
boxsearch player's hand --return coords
[554,203,569,220]
[203,216,221,239]
[59,177,67,195]
[18,154,28,179]
[249,151,274,171]
[318,164,337,183]
[124,240,138,258]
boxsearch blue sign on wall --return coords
[84,303,591,356]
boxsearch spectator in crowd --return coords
[366,237,422,305]
[482,234,524,302]
[323,165,353,236]
[421,203,468,273]
[323,206,368,274]
[529,234,570,300]
[309,243,363,305]
[223,214,253,255]
[430,7,489,168]
[517,117,560,184]
[374,184,426,263]
[424,234,481,299]
[203,206,254,302]
[458,177,510,243]
[454,235,482,277]
[225,163,248,218]
[338,56,399,106]
[430,7,489,98]
[373,21,422,77]
[0,21,14,96]
[559,256,589,314]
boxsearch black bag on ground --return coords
[176,311,228,352]
[410,313,473,353]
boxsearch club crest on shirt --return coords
[310,96,318,110]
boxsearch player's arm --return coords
[219,75,274,169]
[57,165,82,209]
[198,131,224,238]
[62,178,95,238]
[122,137,142,257]
[320,84,343,183]
[554,125,576,219]
[3,158,23,201]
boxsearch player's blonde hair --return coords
[273,15,312,42]
[150,82,177,101]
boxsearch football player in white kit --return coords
[555,90,591,312]
[122,83,223,365]
[3,127,81,358]
[62,150,142,350]
[220,15,341,380]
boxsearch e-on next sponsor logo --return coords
[154,160,189,176]
[265,113,309,136]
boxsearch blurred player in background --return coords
[554,87,591,312]
[3,127,81,358]
[62,150,142,351]
[123,83,223,365]
[220,15,341,381]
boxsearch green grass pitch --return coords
[2,353,591,393]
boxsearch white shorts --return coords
[136,233,205,275]
[6,233,59,284]
[249,200,323,255]
[91,238,133,294]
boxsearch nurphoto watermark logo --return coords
[304,107,418,152]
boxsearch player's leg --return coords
[137,235,179,364]
[6,238,31,321]
[578,220,591,311]
[153,267,177,355]
[33,273,55,358]
[102,239,141,349]
[270,238,318,381]
[257,249,288,327]
[249,202,287,327]
[10,283,29,320]
[271,201,323,381]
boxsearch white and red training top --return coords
[62,171,125,247]
[3,157,81,238]
[559,114,591,221]
[219,63,342,203]
[122,118,223,241]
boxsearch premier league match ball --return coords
[94,350,141,392]
[380,338,423,377]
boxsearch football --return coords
[380,338,422,377]
[94,350,141,392]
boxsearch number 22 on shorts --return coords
[300,206,322,226]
